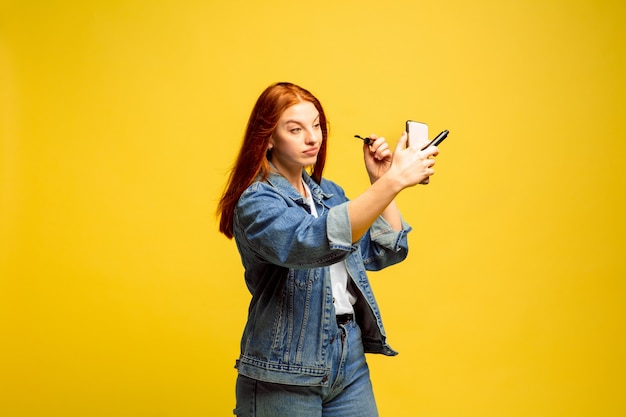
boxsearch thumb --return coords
[395,131,408,154]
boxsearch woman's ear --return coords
[266,139,274,160]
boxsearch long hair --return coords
[217,82,329,239]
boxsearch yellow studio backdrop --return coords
[1,0,625,416]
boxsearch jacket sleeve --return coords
[359,215,412,271]
[321,178,412,271]
[234,182,351,269]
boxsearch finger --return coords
[375,141,390,154]
[395,131,408,154]
[423,145,439,157]
[370,136,383,151]
[420,167,435,185]
[369,137,388,155]
[378,148,392,159]
[366,134,378,146]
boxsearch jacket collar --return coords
[265,168,333,205]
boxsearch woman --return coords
[217,82,439,417]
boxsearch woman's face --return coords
[269,101,322,176]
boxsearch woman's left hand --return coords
[363,135,392,183]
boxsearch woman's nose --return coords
[305,129,320,143]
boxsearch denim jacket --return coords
[232,170,412,387]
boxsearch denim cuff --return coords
[369,215,412,252]
[326,203,412,252]
[326,203,356,251]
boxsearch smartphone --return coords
[406,120,428,149]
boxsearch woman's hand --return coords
[363,132,438,186]
[363,135,393,183]
[387,131,439,188]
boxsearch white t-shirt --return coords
[303,181,356,315]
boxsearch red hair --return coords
[217,82,329,239]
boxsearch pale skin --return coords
[269,101,439,243]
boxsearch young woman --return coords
[217,82,439,417]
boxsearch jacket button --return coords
[330,336,335,344]
[322,375,328,383]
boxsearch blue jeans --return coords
[233,320,378,417]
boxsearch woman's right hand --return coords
[388,131,439,188]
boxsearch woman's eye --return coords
[290,127,302,134]
[313,123,321,129]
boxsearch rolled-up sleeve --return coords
[326,200,412,261]
[327,200,412,252]
[326,202,357,251]
[369,216,412,252]
[356,214,412,271]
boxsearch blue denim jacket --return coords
[232,170,412,386]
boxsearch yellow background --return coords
[1,0,625,416]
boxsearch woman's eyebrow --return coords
[284,116,319,125]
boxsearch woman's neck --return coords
[269,162,307,197]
